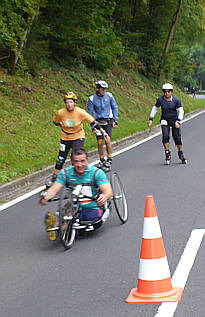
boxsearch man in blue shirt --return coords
[87,80,118,170]
[39,148,113,239]
[148,83,187,164]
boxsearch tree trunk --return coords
[132,0,137,25]
[13,13,37,70]
[199,79,202,92]
[157,0,183,79]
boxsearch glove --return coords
[147,119,152,128]
[39,190,47,204]
[90,120,101,131]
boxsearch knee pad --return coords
[55,155,65,170]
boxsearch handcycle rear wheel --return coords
[110,171,128,224]
[58,187,76,250]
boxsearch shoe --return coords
[102,208,110,223]
[85,225,94,232]
[44,212,59,241]
[103,162,111,169]
[105,158,112,170]
[165,150,171,165]
[97,158,106,169]
[178,151,187,164]
[102,159,112,172]
[63,215,73,221]
[72,220,86,229]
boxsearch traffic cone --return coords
[126,195,183,303]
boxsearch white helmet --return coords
[96,80,109,89]
[162,83,173,90]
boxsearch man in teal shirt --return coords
[39,148,113,238]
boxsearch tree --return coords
[0,0,47,72]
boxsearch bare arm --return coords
[38,182,63,205]
[97,182,113,206]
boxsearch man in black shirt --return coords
[148,83,187,164]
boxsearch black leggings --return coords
[161,119,182,146]
[55,138,85,170]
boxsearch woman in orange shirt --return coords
[51,92,99,182]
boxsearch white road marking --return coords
[154,229,205,317]
[0,110,205,212]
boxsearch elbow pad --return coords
[150,106,158,119]
[177,107,184,121]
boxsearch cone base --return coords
[126,287,183,303]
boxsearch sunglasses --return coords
[163,90,172,93]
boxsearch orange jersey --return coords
[53,107,94,140]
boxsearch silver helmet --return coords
[96,80,109,89]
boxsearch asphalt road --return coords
[1,112,205,317]
[188,94,205,99]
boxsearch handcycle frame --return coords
[48,170,128,250]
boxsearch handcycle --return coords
[45,170,128,250]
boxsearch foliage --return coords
[0,0,205,85]
[30,0,124,70]
[0,0,47,71]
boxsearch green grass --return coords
[0,65,204,185]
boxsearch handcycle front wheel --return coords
[60,220,76,250]
[58,187,77,250]
[110,171,128,224]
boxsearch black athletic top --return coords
[155,96,182,120]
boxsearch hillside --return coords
[0,65,203,185]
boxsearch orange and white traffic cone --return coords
[126,195,183,303]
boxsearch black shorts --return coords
[59,138,85,156]
[161,119,182,145]
[55,138,85,170]
[96,118,113,140]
